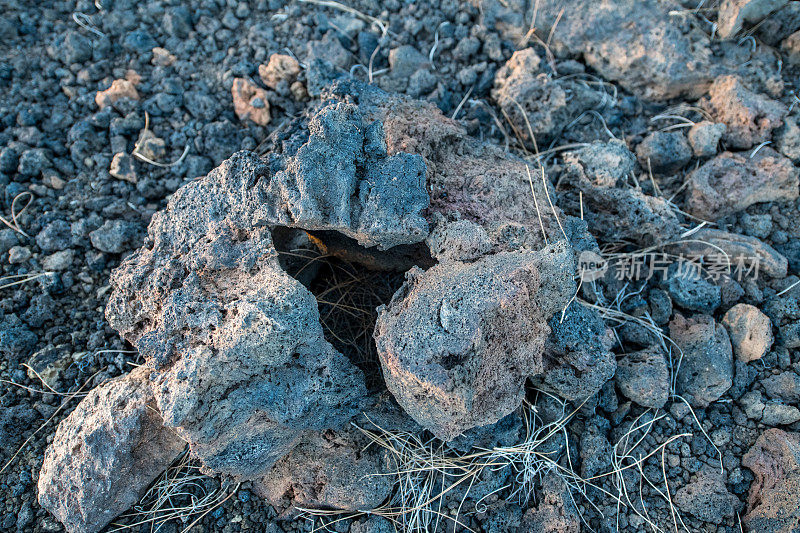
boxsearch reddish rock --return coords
[231,77,271,126]
[95,78,139,109]
[722,303,773,362]
[258,53,301,92]
[742,429,800,532]
[703,75,788,149]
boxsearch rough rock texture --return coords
[685,148,799,220]
[425,215,492,263]
[231,77,271,126]
[492,48,604,146]
[106,151,372,480]
[703,76,788,149]
[518,472,580,533]
[323,79,572,248]
[722,303,773,362]
[535,303,616,402]
[95,78,139,110]
[687,121,726,158]
[253,395,414,516]
[561,141,682,245]
[663,261,722,313]
[717,0,790,39]
[670,313,733,407]
[673,228,789,278]
[674,468,738,524]
[477,0,719,100]
[254,427,392,516]
[636,131,692,174]
[259,54,301,92]
[742,429,800,532]
[37,367,186,533]
[762,372,800,403]
[615,347,670,409]
[374,243,574,440]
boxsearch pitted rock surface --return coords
[37,367,185,533]
[374,242,575,440]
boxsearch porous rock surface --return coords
[685,148,799,220]
[37,367,186,533]
[374,242,575,441]
[742,429,800,532]
[669,313,734,407]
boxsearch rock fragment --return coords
[717,0,789,39]
[37,367,186,533]
[615,347,670,409]
[477,0,719,99]
[722,303,773,362]
[259,54,301,93]
[492,48,604,146]
[254,427,392,516]
[95,78,139,110]
[702,75,788,149]
[561,141,682,245]
[672,228,789,278]
[231,77,271,126]
[374,243,574,440]
[685,148,799,220]
[518,472,579,533]
[670,313,733,407]
[762,371,800,403]
[636,131,692,174]
[687,121,726,158]
[535,303,616,402]
[109,152,136,183]
[674,468,738,524]
[742,429,800,532]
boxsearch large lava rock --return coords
[37,367,185,533]
[374,242,575,440]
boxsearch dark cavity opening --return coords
[272,227,433,391]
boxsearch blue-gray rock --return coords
[122,30,157,52]
[615,346,670,408]
[670,313,733,407]
[636,130,692,174]
[89,220,140,254]
[36,220,72,253]
[164,6,192,38]
[535,302,616,402]
[61,31,92,64]
[0,314,37,360]
[664,261,721,313]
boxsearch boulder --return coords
[37,367,186,533]
[669,313,733,407]
[762,371,800,403]
[615,347,670,409]
[374,242,575,441]
[722,303,773,362]
[742,429,800,532]
[685,148,798,220]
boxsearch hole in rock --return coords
[272,227,434,391]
